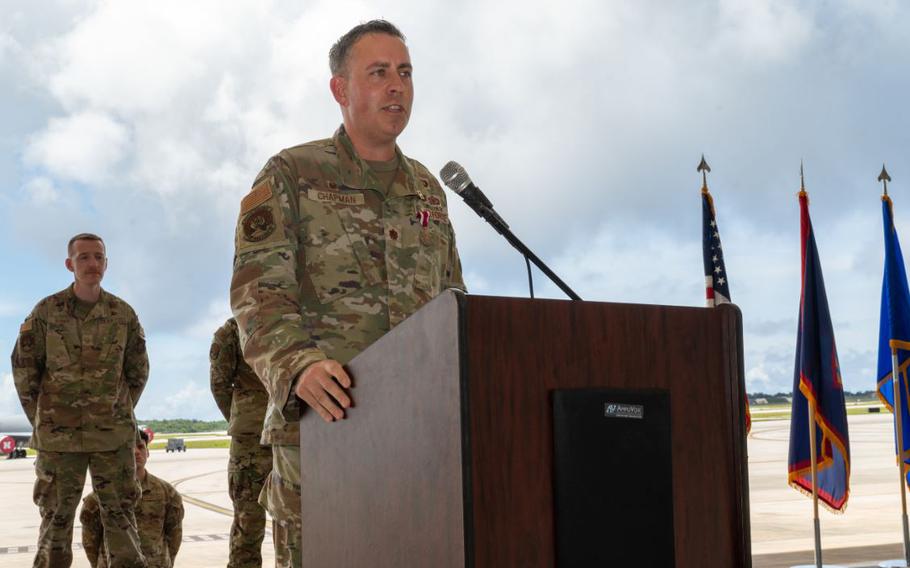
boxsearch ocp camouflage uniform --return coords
[81,471,184,567]
[230,125,465,567]
[210,317,273,568]
[11,285,148,568]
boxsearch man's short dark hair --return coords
[137,429,150,445]
[329,20,406,76]
[67,233,105,257]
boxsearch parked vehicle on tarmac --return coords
[165,438,186,453]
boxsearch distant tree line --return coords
[747,390,879,405]
[138,419,228,433]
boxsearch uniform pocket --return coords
[300,198,368,304]
[33,457,56,511]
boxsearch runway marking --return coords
[167,468,274,537]
[0,534,243,554]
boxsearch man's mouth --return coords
[384,104,405,113]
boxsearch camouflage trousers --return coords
[33,445,143,568]
[259,444,301,568]
[228,434,272,568]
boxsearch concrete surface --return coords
[0,413,906,567]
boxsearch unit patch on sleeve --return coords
[242,206,277,242]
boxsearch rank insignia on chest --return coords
[242,206,277,242]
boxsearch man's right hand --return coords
[294,359,352,423]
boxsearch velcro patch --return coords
[20,320,32,333]
[242,206,277,242]
[306,189,365,206]
[428,210,448,223]
[241,179,273,215]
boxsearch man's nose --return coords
[387,73,404,94]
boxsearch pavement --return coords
[0,413,905,567]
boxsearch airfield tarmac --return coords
[0,413,905,567]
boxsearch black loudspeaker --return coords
[552,388,675,567]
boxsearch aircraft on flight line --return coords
[0,414,31,459]
[0,415,155,460]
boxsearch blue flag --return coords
[788,190,851,512]
[876,194,910,488]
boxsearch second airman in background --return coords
[210,317,272,567]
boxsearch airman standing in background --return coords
[11,233,149,568]
[210,317,273,567]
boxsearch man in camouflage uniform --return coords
[230,20,465,567]
[81,429,184,567]
[11,233,149,568]
[210,317,272,567]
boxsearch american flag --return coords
[702,188,731,306]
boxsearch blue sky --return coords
[2,0,909,419]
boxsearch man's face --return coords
[135,438,149,470]
[65,239,107,286]
[332,33,413,149]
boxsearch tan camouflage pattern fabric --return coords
[210,318,274,566]
[11,285,149,452]
[227,433,273,567]
[231,125,465,566]
[81,470,183,568]
[35,445,143,568]
[261,446,301,568]
[209,317,270,437]
[230,125,465,447]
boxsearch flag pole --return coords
[808,398,823,568]
[890,342,910,566]
[882,165,910,567]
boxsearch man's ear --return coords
[330,75,347,106]
[65,258,74,273]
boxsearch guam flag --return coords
[876,193,910,488]
[787,190,851,511]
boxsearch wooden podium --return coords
[299,290,750,567]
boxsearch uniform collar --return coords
[333,125,423,200]
[64,284,111,319]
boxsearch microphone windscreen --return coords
[440,161,472,194]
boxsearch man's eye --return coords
[400,70,412,79]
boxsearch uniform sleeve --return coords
[230,155,327,411]
[164,486,184,563]
[209,326,235,421]
[10,307,46,426]
[124,312,149,407]
[443,228,466,292]
[80,495,103,567]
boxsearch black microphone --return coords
[439,161,509,230]
[438,161,581,301]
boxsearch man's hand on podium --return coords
[294,359,353,423]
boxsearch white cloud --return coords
[5,0,910,417]
[715,0,815,61]
[141,380,218,420]
[0,373,20,418]
[24,111,130,184]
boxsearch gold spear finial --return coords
[879,163,891,196]
[697,154,711,191]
